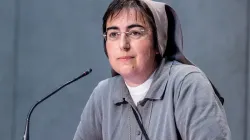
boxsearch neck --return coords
[123,64,157,87]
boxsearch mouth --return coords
[118,56,135,60]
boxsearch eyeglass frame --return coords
[102,28,150,41]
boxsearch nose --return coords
[119,33,130,51]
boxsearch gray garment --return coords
[73,59,231,140]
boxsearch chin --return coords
[117,68,137,78]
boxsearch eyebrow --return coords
[106,24,145,31]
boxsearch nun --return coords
[74,0,231,139]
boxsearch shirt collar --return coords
[112,76,131,105]
[145,59,173,100]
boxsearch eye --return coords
[128,29,144,38]
[130,30,142,36]
[108,31,120,38]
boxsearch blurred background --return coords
[0,0,249,140]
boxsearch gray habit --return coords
[73,59,231,140]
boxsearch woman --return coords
[74,0,231,139]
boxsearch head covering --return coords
[141,0,190,63]
[142,0,224,104]
[108,0,224,104]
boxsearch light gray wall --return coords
[0,0,16,140]
[14,1,111,140]
[0,0,249,140]
[247,0,250,139]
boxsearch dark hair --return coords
[102,0,159,56]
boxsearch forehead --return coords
[106,8,149,28]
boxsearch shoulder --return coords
[90,76,122,101]
[170,61,204,76]
[166,61,213,98]
[167,61,217,102]
[169,61,209,83]
[93,76,121,94]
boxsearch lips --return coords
[118,56,135,60]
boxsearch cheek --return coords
[133,41,155,61]
[106,44,118,66]
[106,43,116,59]
[138,50,155,68]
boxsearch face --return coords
[105,8,158,85]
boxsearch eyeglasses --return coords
[103,28,149,41]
